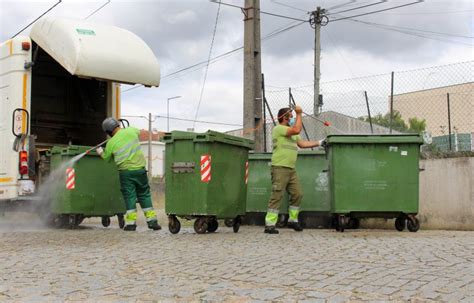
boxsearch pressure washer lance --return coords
[84,139,110,155]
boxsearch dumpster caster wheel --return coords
[349,218,360,229]
[207,218,218,233]
[101,216,111,228]
[407,216,420,232]
[224,219,234,227]
[337,216,346,232]
[117,214,125,229]
[233,216,241,233]
[395,217,406,232]
[168,216,181,234]
[194,218,208,234]
[276,214,288,228]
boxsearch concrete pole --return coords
[148,112,152,178]
[243,0,263,151]
[314,7,322,115]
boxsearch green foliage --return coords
[360,111,426,133]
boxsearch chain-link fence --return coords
[258,61,473,153]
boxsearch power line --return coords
[377,9,474,15]
[10,0,62,38]
[193,1,222,128]
[345,18,473,46]
[348,19,473,39]
[84,0,111,20]
[123,19,307,93]
[270,0,309,13]
[160,116,242,127]
[212,0,308,22]
[329,1,424,23]
[328,1,387,15]
[327,0,356,11]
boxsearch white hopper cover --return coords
[30,17,160,86]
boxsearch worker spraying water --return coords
[96,117,161,231]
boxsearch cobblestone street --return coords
[1,218,473,302]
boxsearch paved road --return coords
[0,218,473,302]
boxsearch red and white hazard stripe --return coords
[245,161,249,185]
[66,168,75,190]
[200,155,211,183]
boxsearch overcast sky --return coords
[1,0,473,132]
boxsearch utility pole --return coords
[148,112,152,178]
[243,0,263,151]
[313,7,322,115]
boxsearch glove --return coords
[294,105,303,114]
[318,139,327,148]
[96,147,104,156]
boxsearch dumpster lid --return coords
[326,134,423,144]
[49,145,99,156]
[30,17,160,86]
[162,130,254,149]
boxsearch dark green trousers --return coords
[119,169,153,211]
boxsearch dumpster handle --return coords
[419,168,425,172]
[322,169,329,172]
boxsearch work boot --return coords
[123,224,137,231]
[148,220,162,231]
[287,222,303,232]
[264,226,279,234]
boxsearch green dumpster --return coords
[245,150,331,228]
[163,131,253,234]
[326,134,423,232]
[44,145,126,228]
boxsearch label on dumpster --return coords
[315,172,329,192]
[401,151,408,156]
[389,146,398,152]
[250,187,268,195]
[363,180,387,190]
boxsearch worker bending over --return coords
[264,105,324,234]
[97,117,161,231]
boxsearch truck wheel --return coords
[101,216,111,228]
[168,216,181,234]
[395,217,406,232]
[207,218,218,233]
[117,214,125,229]
[407,216,420,232]
[194,217,208,234]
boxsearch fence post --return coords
[447,93,452,151]
[389,71,394,134]
[364,91,373,134]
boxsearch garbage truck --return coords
[0,17,160,227]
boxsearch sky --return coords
[1,0,473,132]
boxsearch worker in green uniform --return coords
[264,106,325,234]
[97,117,161,231]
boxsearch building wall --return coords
[140,142,165,177]
[393,82,474,137]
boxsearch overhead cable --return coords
[10,0,62,38]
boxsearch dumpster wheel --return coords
[168,216,181,234]
[233,216,241,233]
[224,219,234,227]
[194,217,208,234]
[101,216,111,228]
[207,218,218,233]
[337,215,347,232]
[395,216,406,232]
[406,216,420,232]
[117,214,125,229]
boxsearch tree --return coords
[359,111,426,133]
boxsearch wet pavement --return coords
[0,217,473,302]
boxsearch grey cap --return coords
[102,117,120,135]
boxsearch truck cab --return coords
[0,17,160,204]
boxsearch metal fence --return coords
[259,61,473,152]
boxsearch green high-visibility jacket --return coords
[102,127,146,171]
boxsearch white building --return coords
[139,141,166,177]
